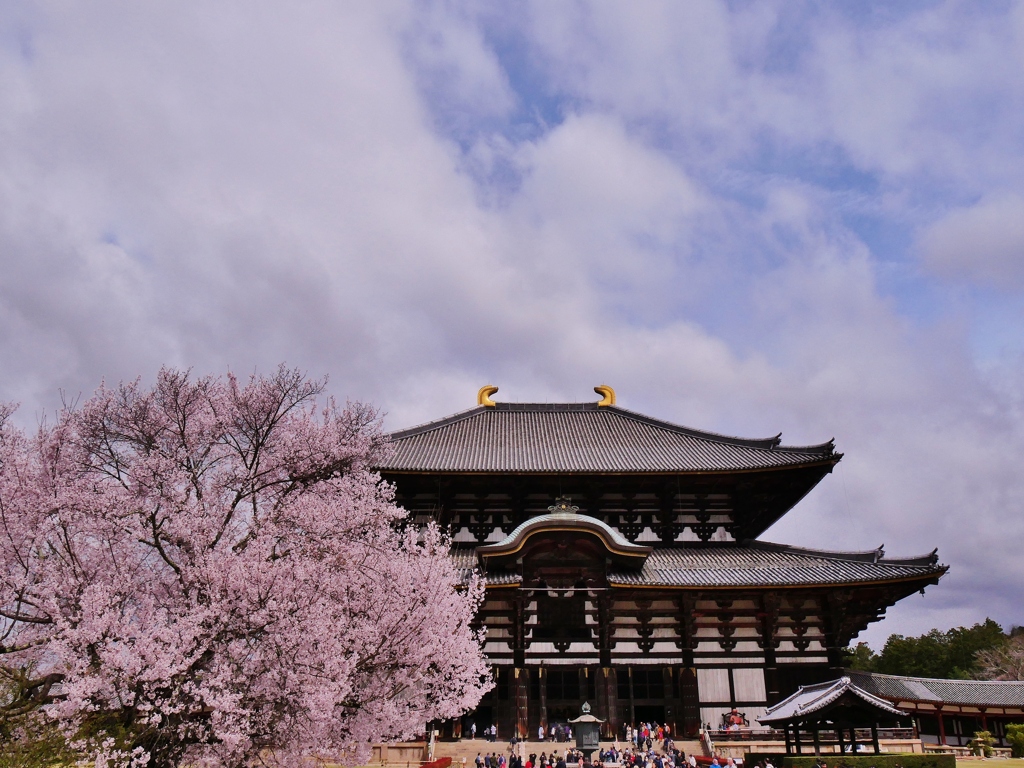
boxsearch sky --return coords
[2,1,1024,649]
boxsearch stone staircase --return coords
[432,739,706,763]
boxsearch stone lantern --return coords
[570,702,605,763]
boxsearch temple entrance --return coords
[634,705,666,725]
[547,703,579,735]
[464,705,493,739]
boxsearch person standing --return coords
[539,725,545,742]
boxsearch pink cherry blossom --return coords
[0,367,489,768]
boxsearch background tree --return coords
[844,620,1008,679]
[843,642,878,671]
[872,620,1006,678]
[976,633,1024,681]
[0,367,489,768]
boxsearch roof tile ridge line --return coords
[606,405,835,455]
[808,681,848,710]
[386,406,487,440]
[858,671,1020,687]
[749,536,901,561]
[849,685,907,713]
[876,547,943,567]
[493,402,599,411]
[753,544,942,569]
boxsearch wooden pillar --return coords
[760,594,781,705]
[849,726,857,754]
[680,666,700,738]
[824,592,852,676]
[513,668,529,739]
[538,666,548,734]
[676,594,701,738]
[627,666,635,727]
[513,598,527,668]
[784,725,793,755]
[596,667,618,739]
[813,724,821,755]
[937,709,947,746]
[663,666,676,736]
[837,725,845,755]
[597,596,613,668]
[794,724,802,754]
[871,723,880,754]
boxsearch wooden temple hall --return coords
[376,386,948,740]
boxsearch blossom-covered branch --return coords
[0,366,489,768]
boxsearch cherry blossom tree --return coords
[0,367,489,768]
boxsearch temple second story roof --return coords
[451,540,946,591]
[381,402,839,474]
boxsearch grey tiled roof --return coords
[848,671,1024,707]
[606,542,944,588]
[452,548,518,585]
[381,403,837,473]
[452,541,944,589]
[759,677,905,724]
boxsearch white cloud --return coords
[919,194,1024,287]
[2,1,1024,645]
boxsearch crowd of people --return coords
[622,722,673,753]
[463,720,776,768]
[469,722,501,741]
[482,746,696,768]
[466,720,702,768]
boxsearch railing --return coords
[700,729,715,757]
[709,727,917,743]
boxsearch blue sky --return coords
[2,1,1024,646]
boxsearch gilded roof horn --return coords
[594,385,616,407]
[477,385,498,407]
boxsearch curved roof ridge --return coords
[485,511,649,552]
[601,405,835,455]
[750,540,886,562]
[750,540,941,566]
[385,401,836,455]
[604,405,784,450]
[476,510,653,567]
[760,676,905,724]
[387,405,485,440]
